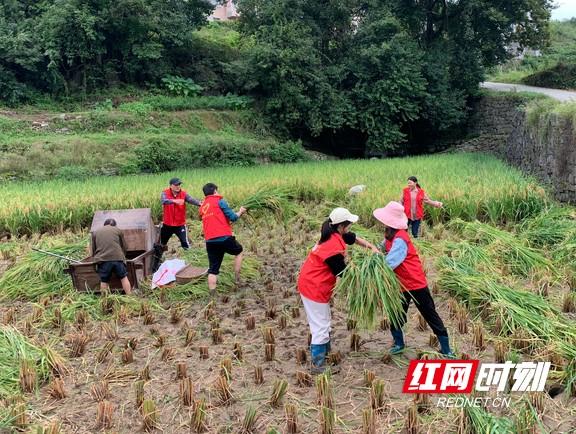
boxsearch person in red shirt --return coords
[160,178,202,250]
[400,176,443,238]
[298,207,379,374]
[199,183,246,296]
[373,201,454,358]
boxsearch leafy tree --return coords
[237,0,552,155]
[0,0,214,100]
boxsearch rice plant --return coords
[265,344,275,361]
[0,326,55,397]
[370,379,386,413]
[233,342,243,361]
[336,252,405,329]
[285,403,299,433]
[161,347,175,362]
[90,380,109,402]
[319,406,335,434]
[199,346,209,359]
[242,186,298,222]
[296,371,313,387]
[461,401,514,433]
[215,375,232,405]
[296,348,307,365]
[176,362,188,380]
[185,329,197,346]
[316,373,333,409]
[245,315,255,330]
[363,369,375,387]
[220,357,232,380]
[0,154,548,236]
[48,378,66,399]
[0,240,83,301]
[180,377,194,407]
[96,400,114,429]
[142,399,158,431]
[122,348,134,364]
[254,366,264,385]
[269,379,288,408]
[405,404,419,434]
[241,406,258,433]
[18,360,36,393]
[134,380,145,409]
[192,398,207,433]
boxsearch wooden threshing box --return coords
[67,209,159,291]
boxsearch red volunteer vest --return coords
[199,194,233,241]
[385,230,427,291]
[162,188,187,226]
[298,233,347,303]
[403,187,425,220]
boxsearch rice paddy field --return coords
[0,153,575,433]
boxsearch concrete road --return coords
[481,81,576,102]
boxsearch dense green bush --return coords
[132,136,309,173]
[118,102,153,116]
[161,76,203,97]
[134,139,182,173]
[56,165,93,181]
[142,95,252,111]
[0,67,31,105]
[522,62,576,89]
[268,141,308,163]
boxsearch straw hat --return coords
[373,202,408,230]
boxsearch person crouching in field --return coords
[373,202,454,358]
[160,177,202,250]
[400,176,443,238]
[92,219,132,295]
[199,183,247,296]
[298,208,380,374]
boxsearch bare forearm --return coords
[423,198,442,207]
[355,237,377,251]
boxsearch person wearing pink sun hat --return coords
[373,201,454,358]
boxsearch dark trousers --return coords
[160,224,190,249]
[391,287,448,337]
[408,219,421,238]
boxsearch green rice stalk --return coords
[0,241,84,301]
[0,326,54,398]
[269,379,288,408]
[463,403,514,433]
[336,252,405,329]
[315,373,333,409]
[241,186,298,222]
[241,406,258,433]
[319,406,335,434]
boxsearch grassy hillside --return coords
[0,95,308,181]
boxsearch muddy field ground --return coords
[0,214,575,434]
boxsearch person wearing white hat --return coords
[373,201,454,358]
[298,207,380,374]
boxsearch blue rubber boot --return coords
[390,329,405,355]
[310,343,328,374]
[438,335,456,359]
